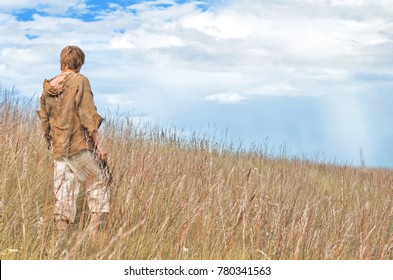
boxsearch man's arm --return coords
[76,76,107,159]
[91,129,107,161]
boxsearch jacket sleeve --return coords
[75,76,104,136]
[39,91,51,147]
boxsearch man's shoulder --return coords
[73,73,90,83]
[67,73,91,90]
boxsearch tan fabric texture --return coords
[54,150,110,223]
[39,72,103,159]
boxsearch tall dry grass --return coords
[0,88,393,260]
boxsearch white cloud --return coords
[181,9,255,39]
[206,93,246,104]
[111,32,184,50]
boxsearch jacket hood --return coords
[44,72,73,96]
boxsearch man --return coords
[39,46,110,235]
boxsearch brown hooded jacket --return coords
[39,72,103,159]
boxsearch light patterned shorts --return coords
[53,149,110,223]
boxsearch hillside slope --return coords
[1,90,392,259]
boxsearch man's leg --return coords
[54,159,80,231]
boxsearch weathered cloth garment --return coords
[54,150,109,223]
[39,72,103,159]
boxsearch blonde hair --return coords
[60,46,85,72]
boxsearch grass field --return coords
[1,88,393,260]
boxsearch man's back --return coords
[40,72,103,159]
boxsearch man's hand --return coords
[91,129,108,161]
[96,143,107,161]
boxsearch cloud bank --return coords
[1,0,392,98]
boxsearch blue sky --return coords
[1,0,393,168]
